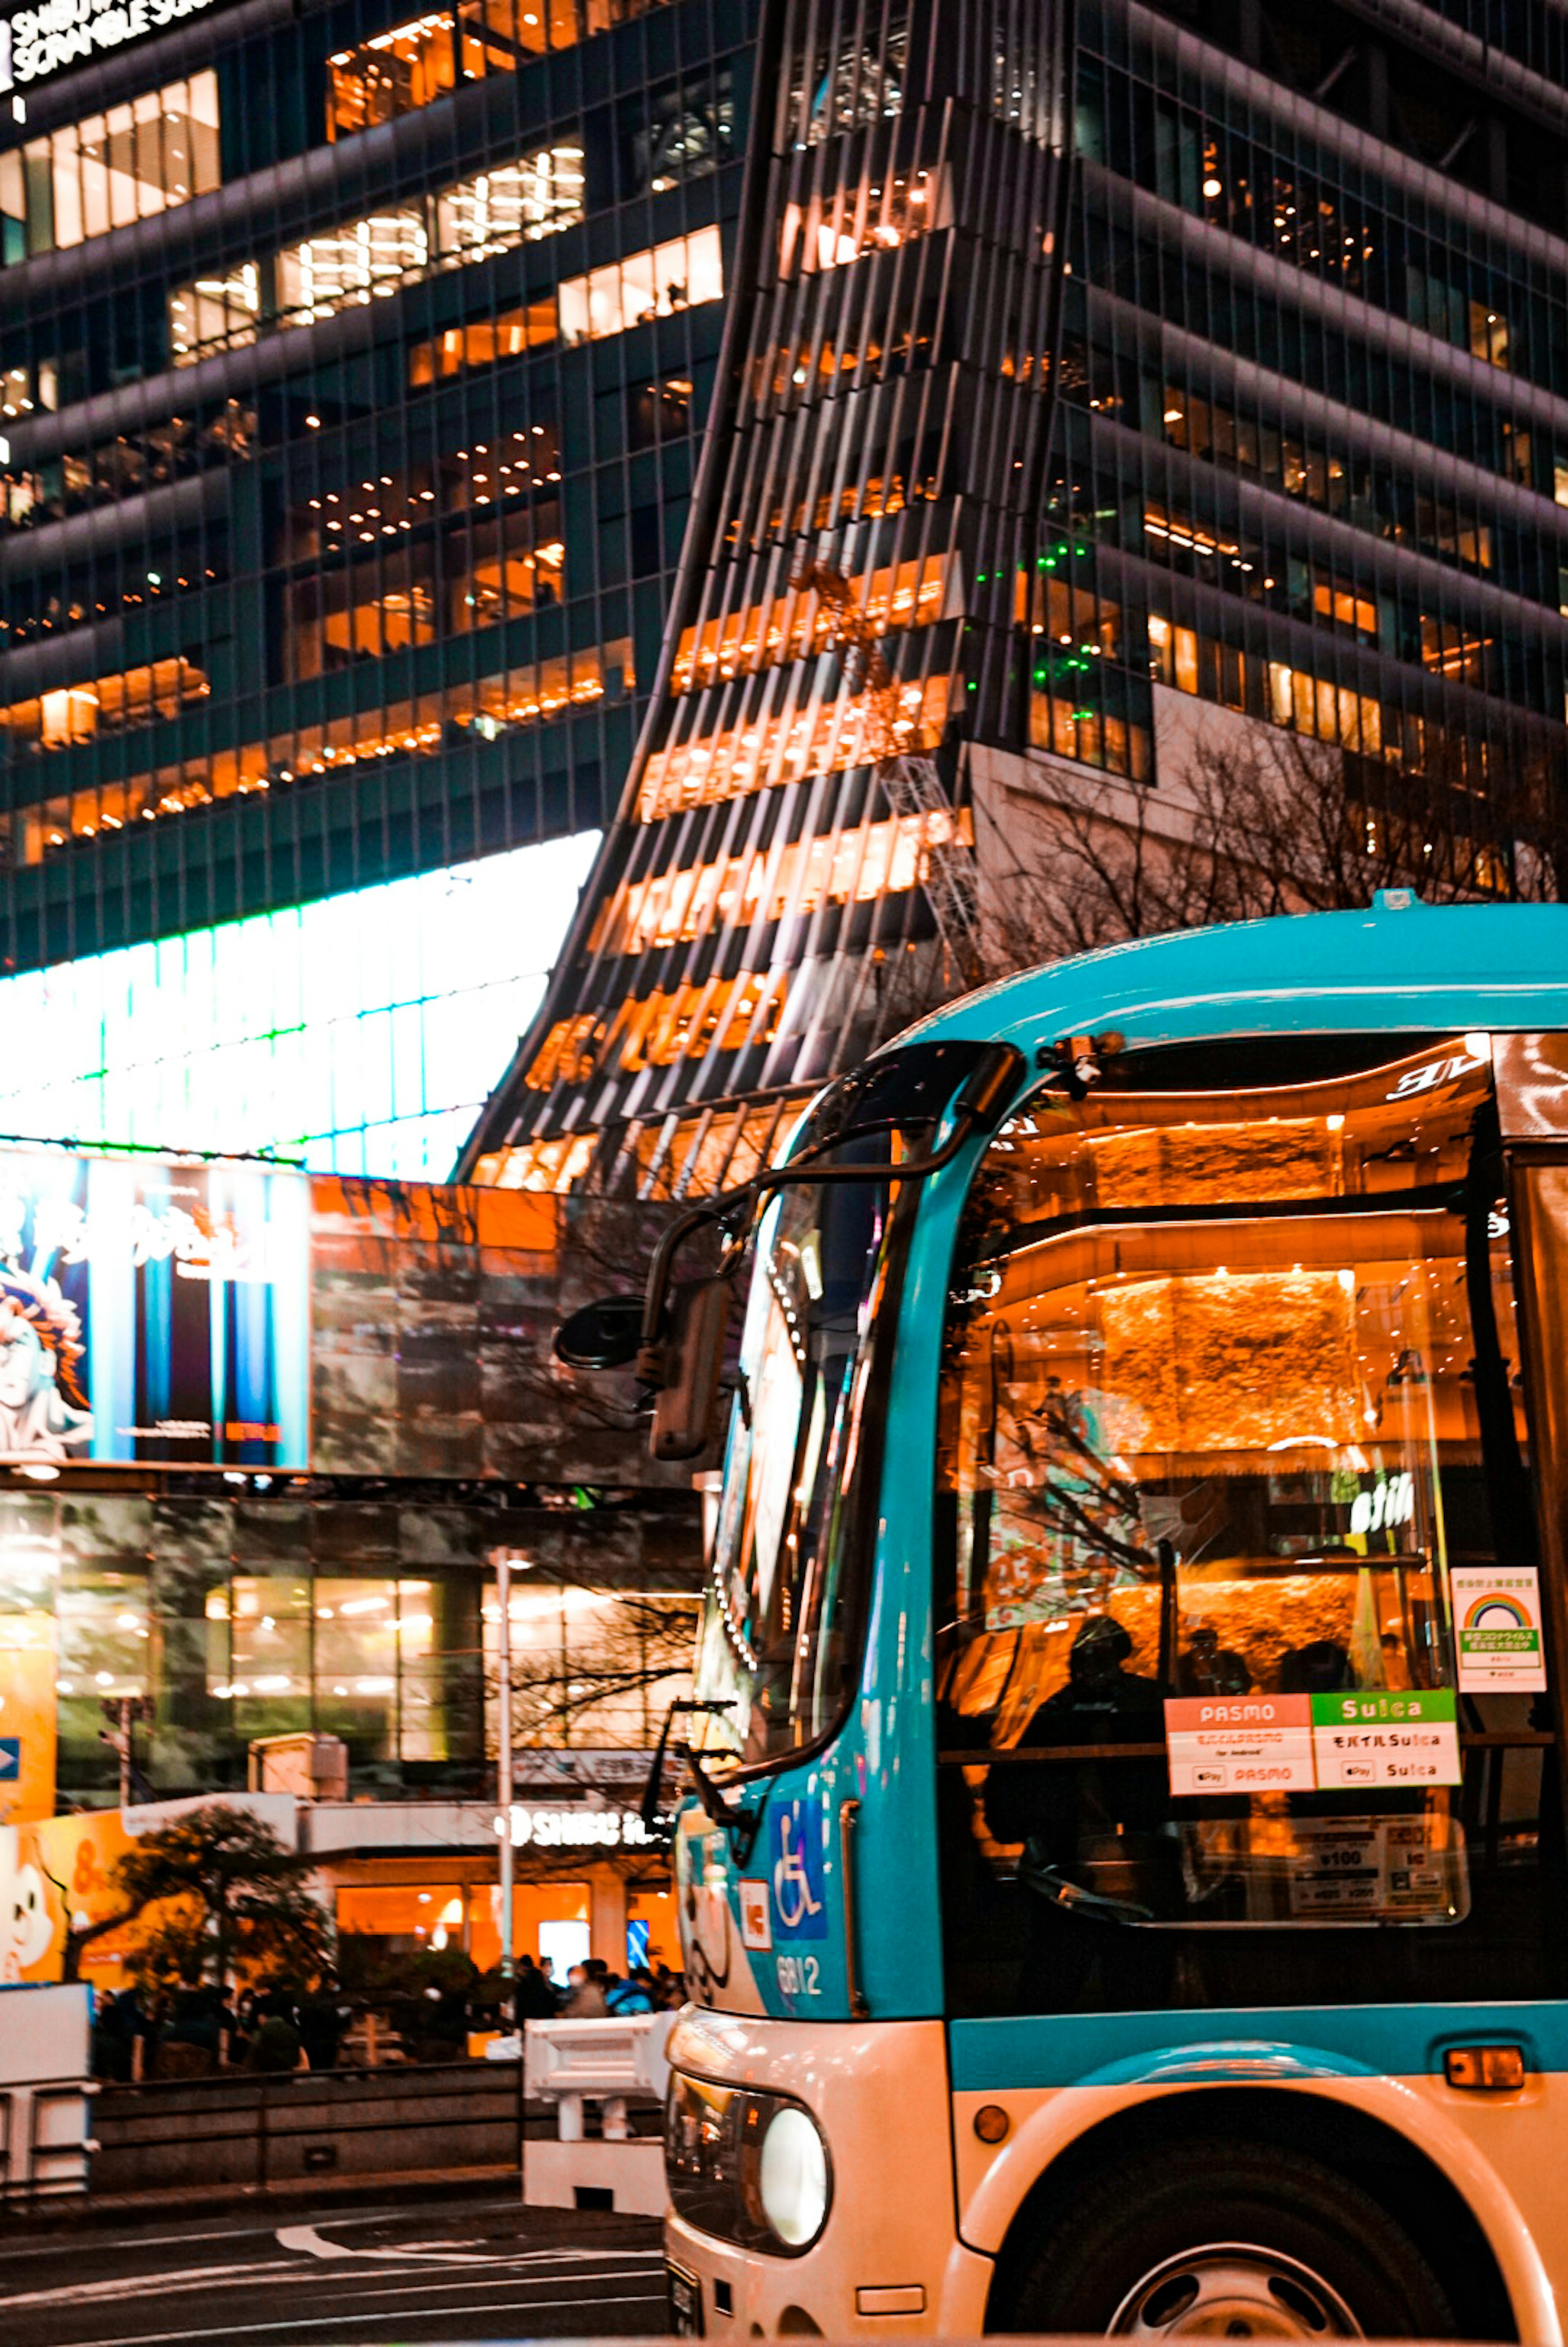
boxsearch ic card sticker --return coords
[1310,1688,1461,1787]
[1164,1695,1315,1795]
[1289,1817,1461,1920]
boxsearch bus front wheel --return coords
[1007,2141,1456,2339]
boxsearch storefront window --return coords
[485,1586,700,1748]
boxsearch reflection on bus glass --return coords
[935,1036,1556,2014]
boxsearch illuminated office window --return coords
[278,443,564,679]
[15,72,219,256]
[272,148,583,333]
[278,205,431,325]
[0,835,601,1178]
[408,300,558,381]
[169,265,261,363]
[434,150,585,261]
[0,658,209,753]
[558,225,722,343]
[327,13,458,138]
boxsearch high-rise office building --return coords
[463,0,1568,1197]
[0,0,745,1171]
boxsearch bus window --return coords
[935,1035,1564,2015]
[692,1111,928,1769]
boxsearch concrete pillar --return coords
[586,1863,628,1969]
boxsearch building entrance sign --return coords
[495,1803,659,1851]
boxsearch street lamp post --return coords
[496,1550,514,1983]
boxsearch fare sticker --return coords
[1164,1695,1315,1795]
[1451,1566,1547,1692]
[1310,1689,1461,1787]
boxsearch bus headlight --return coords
[666,2070,833,2256]
[757,2104,830,2249]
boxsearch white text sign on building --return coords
[494,1804,656,1851]
[0,0,223,94]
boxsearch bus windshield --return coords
[689,1037,991,1769]
[935,1033,1564,2013]
[693,1146,902,1767]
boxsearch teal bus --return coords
[575,898,1568,2341]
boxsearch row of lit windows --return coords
[166,210,717,377]
[589,806,971,955]
[471,1089,804,1197]
[0,396,252,532]
[636,672,949,821]
[524,965,781,1092]
[0,532,225,645]
[168,145,586,361]
[1050,405,1555,714]
[0,638,633,863]
[1076,192,1568,510]
[327,0,672,140]
[0,71,219,260]
[1135,494,1505,689]
[1143,609,1509,799]
[0,0,681,266]
[670,555,951,693]
[1161,382,1499,576]
[778,167,943,281]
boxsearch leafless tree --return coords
[974,717,1564,981]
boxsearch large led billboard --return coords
[0,1150,309,1469]
[0,833,601,1179]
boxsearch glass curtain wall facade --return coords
[0,0,748,1022]
[463,0,1568,1199]
[0,1484,698,1805]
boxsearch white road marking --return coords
[59,2284,668,2347]
[0,2262,296,2312]
[274,2225,659,2269]
[0,2245,663,2312]
[0,2198,531,2264]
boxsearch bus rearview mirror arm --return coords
[633,1038,1026,1377]
[640,1696,742,1833]
[551,1043,1025,1457]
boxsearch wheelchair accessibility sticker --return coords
[769,1801,827,1939]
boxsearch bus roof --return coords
[902,897,1568,1058]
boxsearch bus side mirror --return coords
[648,1274,733,1461]
[553,1294,643,1370]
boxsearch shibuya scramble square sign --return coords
[0,0,221,91]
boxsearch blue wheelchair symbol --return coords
[768,1801,826,1940]
[0,1740,18,1782]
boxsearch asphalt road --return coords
[0,2194,671,2347]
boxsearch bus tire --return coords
[1006,2138,1457,2338]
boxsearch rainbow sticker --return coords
[1462,1592,1535,1630]
[1452,1567,1547,1693]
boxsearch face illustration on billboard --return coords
[0,1152,309,1469]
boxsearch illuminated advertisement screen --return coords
[0,1150,309,1469]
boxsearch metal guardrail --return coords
[95,2061,528,2191]
[91,2057,667,2195]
